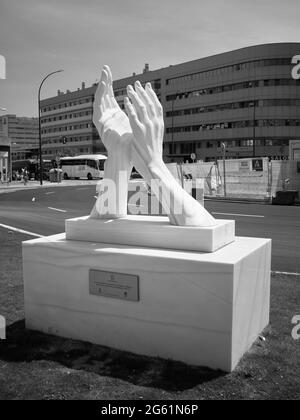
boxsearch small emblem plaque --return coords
[89,270,140,302]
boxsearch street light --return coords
[221,142,227,197]
[38,70,64,186]
[252,100,257,158]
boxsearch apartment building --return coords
[0,136,11,182]
[0,114,39,161]
[41,43,300,162]
[40,83,104,159]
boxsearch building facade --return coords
[0,114,39,161]
[290,140,300,160]
[41,43,300,162]
[0,136,11,182]
[40,83,105,159]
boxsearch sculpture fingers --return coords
[103,65,119,109]
[145,83,163,117]
[101,69,113,110]
[127,85,150,124]
[93,81,106,123]
[134,81,156,119]
[124,97,144,137]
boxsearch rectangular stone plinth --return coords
[66,215,235,253]
[23,234,271,372]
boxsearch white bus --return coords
[60,154,107,180]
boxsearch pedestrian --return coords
[23,169,29,186]
[0,170,2,184]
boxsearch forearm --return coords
[136,159,216,227]
[90,154,132,219]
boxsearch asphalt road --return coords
[0,184,299,273]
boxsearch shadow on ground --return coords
[0,320,225,392]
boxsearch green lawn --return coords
[0,227,299,400]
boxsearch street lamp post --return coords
[38,70,64,186]
[221,142,227,197]
[171,95,175,158]
[252,100,256,158]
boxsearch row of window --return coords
[114,80,161,97]
[166,78,300,102]
[43,136,93,145]
[61,159,98,168]
[41,110,92,124]
[166,58,292,85]
[42,123,93,135]
[167,139,290,155]
[41,98,92,113]
[166,99,300,118]
[43,147,91,156]
[166,119,300,134]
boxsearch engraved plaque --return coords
[89,270,139,302]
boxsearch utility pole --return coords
[253,100,256,158]
[38,70,64,185]
[171,96,175,158]
[221,142,227,197]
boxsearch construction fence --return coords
[166,158,300,201]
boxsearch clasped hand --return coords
[91,66,216,227]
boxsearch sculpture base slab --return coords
[22,234,271,372]
[66,215,235,253]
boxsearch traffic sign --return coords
[191,153,196,162]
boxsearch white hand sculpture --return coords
[90,66,216,227]
[124,82,217,227]
[90,66,133,219]
[125,81,164,168]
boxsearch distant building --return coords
[41,43,300,162]
[289,140,300,160]
[0,136,11,182]
[0,114,39,161]
[40,83,104,159]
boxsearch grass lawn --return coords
[0,227,299,400]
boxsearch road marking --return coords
[48,207,67,213]
[0,223,43,238]
[212,212,265,218]
[272,271,300,277]
[45,191,55,195]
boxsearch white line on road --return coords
[48,207,67,213]
[272,271,300,277]
[45,191,55,195]
[212,212,265,218]
[0,223,43,238]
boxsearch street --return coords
[0,184,299,273]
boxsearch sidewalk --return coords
[0,180,99,194]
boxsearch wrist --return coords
[147,157,166,175]
[105,153,132,175]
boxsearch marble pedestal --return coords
[66,215,235,253]
[22,232,271,372]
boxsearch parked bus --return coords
[60,154,107,180]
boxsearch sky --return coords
[0,0,300,117]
